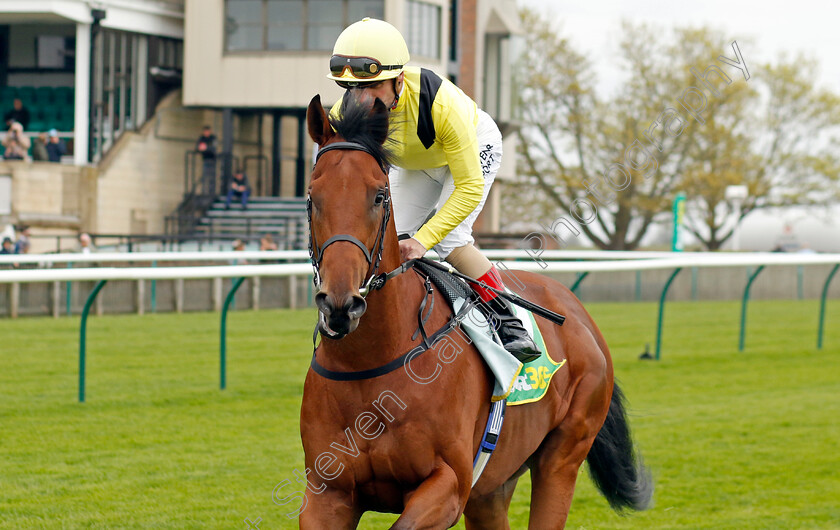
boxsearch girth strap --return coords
[472,399,507,486]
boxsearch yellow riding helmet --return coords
[327,18,410,83]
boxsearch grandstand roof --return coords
[0,0,184,38]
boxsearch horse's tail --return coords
[586,383,654,512]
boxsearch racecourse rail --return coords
[0,249,695,266]
[1,250,838,402]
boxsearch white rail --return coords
[2,251,836,404]
[0,250,311,265]
[2,252,839,284]
[2,248,839,268]
[0,263,314,284]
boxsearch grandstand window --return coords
[405,0,441,59]
[305,0,343,51]
[267,0,304,50]
[225,0,384,52]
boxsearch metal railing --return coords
[168,151,239,235]
[171,150,273,237]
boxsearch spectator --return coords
[78,232,94,254]
[4,98,30,130]
[196,125,217,192]
[32,132,49,161]
[225,171,250,210]
[0,237,14,254]
[2,121,30,160]
[229,238,248,264]
[46,129,66,162]
[14,226,31,254]
[260,233,278,251]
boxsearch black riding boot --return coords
[479,296,542,363]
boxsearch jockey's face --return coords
[355,73,403,109]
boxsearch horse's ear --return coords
[370,98,389,145]
[307,94,333,146]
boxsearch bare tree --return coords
[512,11,840,250]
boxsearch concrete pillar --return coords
[136,280,145,315]
[251,277,260,310]
[272,111,282,196]
[10,283,19,319]
[95,284,103,316]
[74,23,91,165]
[213,277,223,312]
[222,108,234,188]
[175,279,184,313]
[289,276,298,310]
[135,36,148,126]
[296,111,306,196]
[52,281,61,318]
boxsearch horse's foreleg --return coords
[299,487,359,530]
[390,464,463,530]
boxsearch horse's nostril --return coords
[317,292,365,324]
[315,292,333,316]
[346,295,367,320]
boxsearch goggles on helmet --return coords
[330,55,403,80]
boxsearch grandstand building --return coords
[0,0,520,252]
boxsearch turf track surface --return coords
[1,299,838,528]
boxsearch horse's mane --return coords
[329,92,394,170]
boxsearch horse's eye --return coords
[374,190,386,206]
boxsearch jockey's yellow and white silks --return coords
[390,109,501,258]
[331,66,498,255]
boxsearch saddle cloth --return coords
[506,308,567,405]
[413,260,566,402]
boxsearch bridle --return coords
[307,141,472,376]
[307,141,404,298]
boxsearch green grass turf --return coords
[1,299,838,529]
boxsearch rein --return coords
[310,277,475,381]
[307,140,455,381]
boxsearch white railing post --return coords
[137,279,145,315]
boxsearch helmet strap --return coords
[390,77,402,111]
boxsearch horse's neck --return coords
[318,239,425,371]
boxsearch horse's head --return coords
[306,93,392,339]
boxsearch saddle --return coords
[413,259,475,311]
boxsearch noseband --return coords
[307,141,392,297]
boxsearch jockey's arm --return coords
[326,93,484,252]
[412,103,484,250]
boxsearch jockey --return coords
[327,18,540,363]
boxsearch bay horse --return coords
[299,93,652,529]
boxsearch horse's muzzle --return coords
[315,291,367,338]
